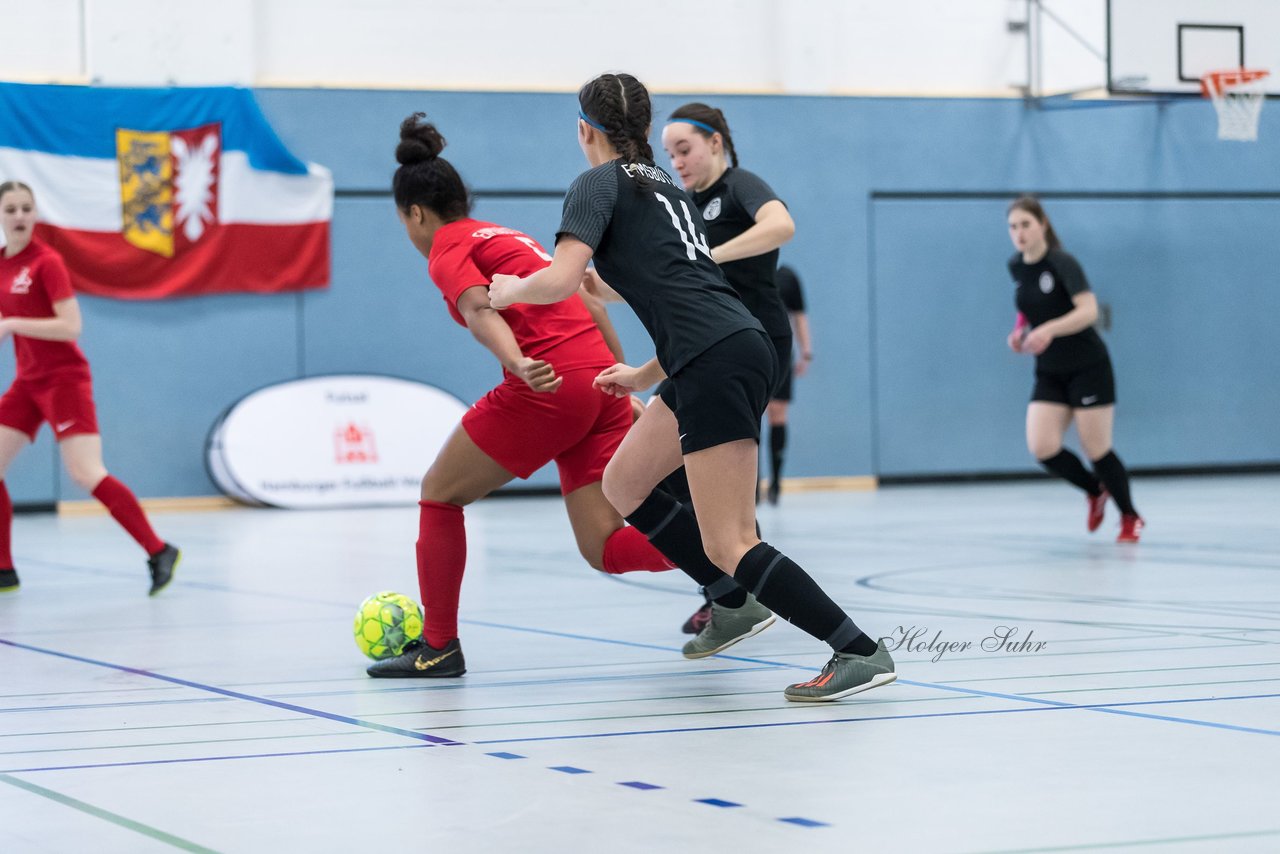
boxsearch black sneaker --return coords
[766,477,781,505]
[147,543,180,596]
[0,568,18,592]
[367,638,466,678]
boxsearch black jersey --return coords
[1009,248,1109,371]
[691,168,792,339]
[775,265,806,313]
[557,158,762,376]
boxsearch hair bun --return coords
[396,113,446,166]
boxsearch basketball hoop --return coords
[1201,69,1269,142]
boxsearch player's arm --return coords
[791,310,813,374]
[594,357,666,398]
[710,200,795,264]
[581,267,623,303]
[1023,294,1099,355]
[455,285,562,393]
[489,238,593,309]
[579,286,625,362]
[0,297,82,341]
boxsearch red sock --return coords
[418,500,466,649]
[601,525,677,574]
[0,481,13,569]
[91,475,165,555]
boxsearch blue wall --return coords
[9,88,1279,502]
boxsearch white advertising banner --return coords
[206,375,468,508]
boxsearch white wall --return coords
[2,0,1108,96]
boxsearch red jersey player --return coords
[0,181,179,594]
[365,114,676,678]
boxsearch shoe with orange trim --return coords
[784,641,897,703]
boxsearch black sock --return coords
[1092,450,1138,516]
[1038,449,1102,496]
[625,489,746,606]
[769,424,787,484]
[658,467,692,506]
[733,542,876,654]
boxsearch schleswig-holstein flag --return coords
[0,83,332,299]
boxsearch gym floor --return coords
[2,475,1278,853]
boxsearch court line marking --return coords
[970,826,1280,853]
[0,638,459,746]
[0,772,219,853]
[470,691,1280,746]
[0,636,833,830]
[1,742,435,774]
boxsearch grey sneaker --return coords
[784,640,897,702]
[682,594,775,659]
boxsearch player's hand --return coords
[1007,328,1025,353]
[794,353,811,377]
[513,357,562,393]
[488,274,521,310]
[593,363,642,397]
[1023,326,1053,355]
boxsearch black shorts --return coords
[659,329,776,454]
[1032,358,1115,408]
[769,332,794,402]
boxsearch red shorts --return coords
[0,378,99,441]
[463,367,631,495]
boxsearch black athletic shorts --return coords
[1032,357,1115,408]
[659,329,776,454]
[768,332,794,402]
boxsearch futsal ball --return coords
[353,591,424,660]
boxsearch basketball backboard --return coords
[1108,0,1280,97]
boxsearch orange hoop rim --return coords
[1201,68,1270,97]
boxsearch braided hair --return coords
[392,113,470,220]
[578,73,654,165]
[669,102,738,168]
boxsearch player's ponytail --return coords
[1008,196,1062,251]
[578,73,655,169]
[392,113,470,219]
[668,103,739,168]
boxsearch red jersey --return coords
[427,219,615,376]
[0,240,91,383]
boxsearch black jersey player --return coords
[488,73,896,702]
[1007,196,1143,543]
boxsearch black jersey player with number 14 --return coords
[488,72,897,702]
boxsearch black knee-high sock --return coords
[625,489,747,607]
[769,424,787,486]
[734,542,878,656]
[1039,449,1102,496]
[1092,450,1138,516]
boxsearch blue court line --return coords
[696,797,742,808]
[0,637,459,746]
[2,635,834,830]
[455,617,1280,737]
[1,742,435,774]
[470,690,1280,746]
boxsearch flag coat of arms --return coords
[0,83,332,299]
